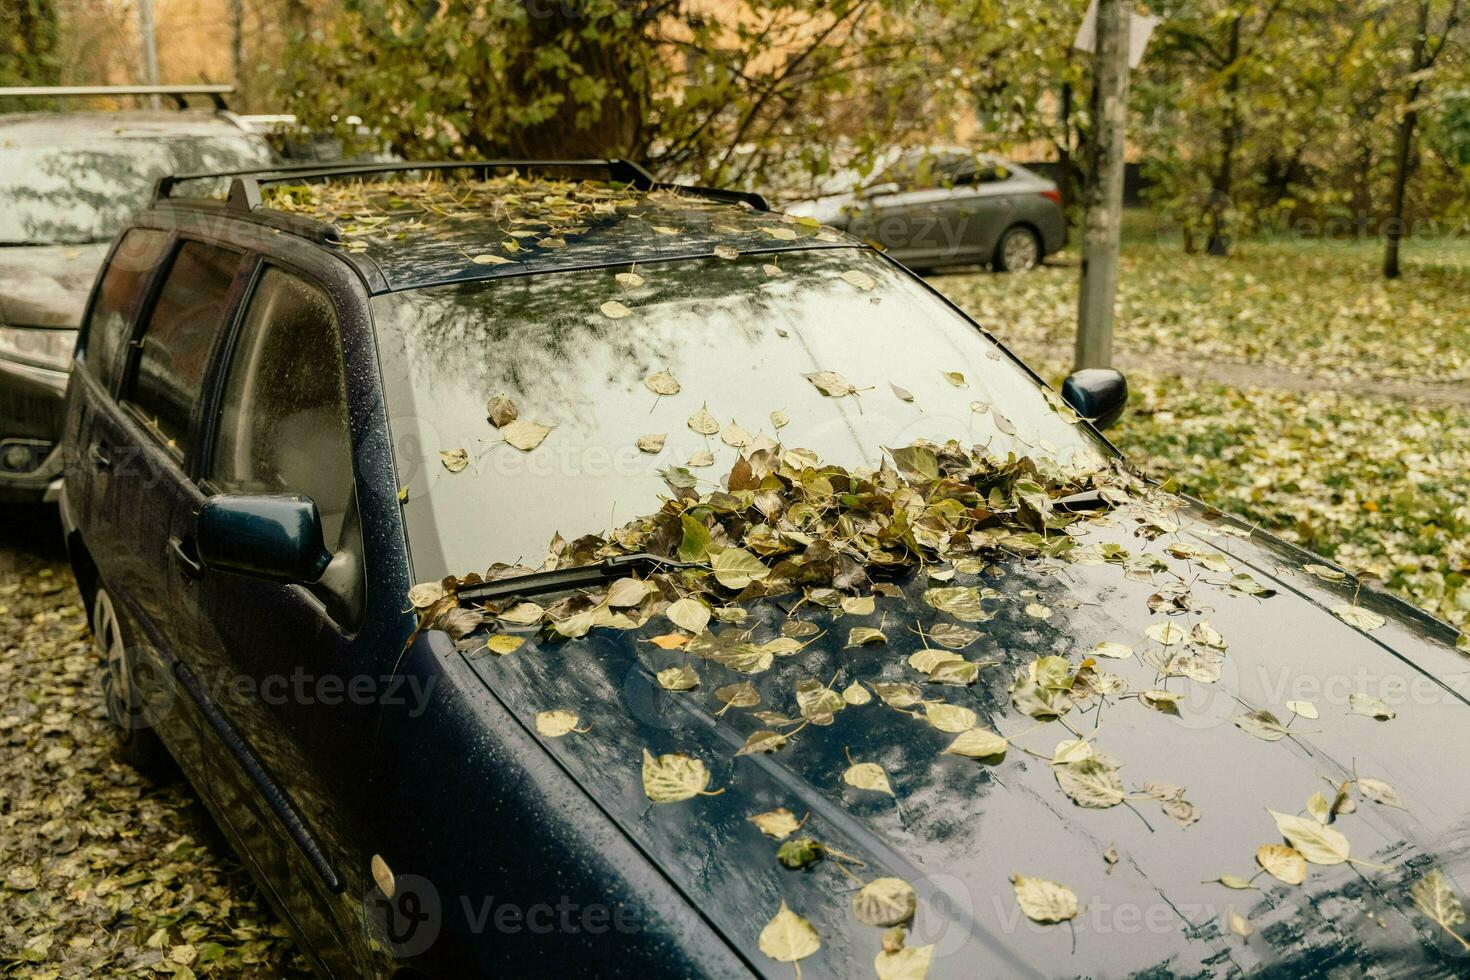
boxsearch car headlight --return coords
[0,325,78,373]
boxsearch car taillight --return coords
[1039,188,1061,204]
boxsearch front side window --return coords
[210,268,355,546]
[81,229,170,390]
[125,240,242,453]
[371,247,1109,581]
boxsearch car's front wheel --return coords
[994,225,1041,273]
[94,587,172,775]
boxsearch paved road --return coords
[0,506,304,977]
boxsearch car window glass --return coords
[0,133,272,245]
[125,240,242,453]
[371,248,1109,581]
[210,268,355,546]
[82,229,170,390]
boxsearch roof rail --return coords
[0,84,233,110]
[155,158,771,214]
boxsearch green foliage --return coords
[0,0,61,89]
[280,0,1072,190]
[1135,0,1470,252]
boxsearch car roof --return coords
[0,110,258,146]
[157,164,861,293]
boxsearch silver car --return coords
[0,87,274,501]
[787,147,1067,274]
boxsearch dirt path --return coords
[1005,340,1470,408]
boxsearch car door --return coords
[944,159,1019,262]
[80,236,248,782]
[856,151,968,267]
[169,262,370,978]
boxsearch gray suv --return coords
[0,86,274,501]
[787,146,1067,274]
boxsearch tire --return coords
[93,587,174,776]
[994,225,1041,273]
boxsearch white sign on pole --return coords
[1073,0,1160,69]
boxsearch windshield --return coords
[372,248,1109,581]
[0,134,273,244]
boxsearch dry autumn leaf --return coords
[1011,874,1078,924]
[485,634,525,655]
[1257,843,1306,884]
[485,393,518,427]
[749,807,802,839]
[666,597,711,634]
[644,369,680,396]
[1268,809,1351,865]
[844,760,894,796]
[641,749,722,802]
[942,728,1008,759]
[499,419,553,451]
[688,404,721,435]
[655,666,699,691]
[758,902,821,971]
[535,710,583,737]
[712,548,769,589]
[440,448,468,472]
[636,433,667,454]
[853,878,917,927]
[600,299,633,319]
[1334,604,1386,630]
[803,370,863,397]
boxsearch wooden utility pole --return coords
[1075,0,1131,371]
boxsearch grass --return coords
[937,214,1470,385]
[932,217,1470,630]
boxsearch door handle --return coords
[88,442,111,470]
[167,536,204,579]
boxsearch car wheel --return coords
[994,226,1041,273]
[94,587,173,775]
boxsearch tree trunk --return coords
[1384,0,1429,280]
[1075,0,1131,371]
[229,0,245,107]
[1206,14,1242,257]
[502,1,644,159]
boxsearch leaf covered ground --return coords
[935,229,1470,629]
[0,518,306,978]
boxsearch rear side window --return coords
[124,240,242,453]
[82,229,169,390]
[210,268,355,545]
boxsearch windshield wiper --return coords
[455,553,700,605]
[1054,489,1108,512]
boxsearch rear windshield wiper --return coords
[455,553,700,605]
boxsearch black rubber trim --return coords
[172,660,344,893]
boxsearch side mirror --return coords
[197,493,332,584]
[1062,368,1128,430]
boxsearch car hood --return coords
[0,243,110,327]
[461,497,1470,978]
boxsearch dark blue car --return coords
[60,161,1470,978]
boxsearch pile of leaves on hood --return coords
[0,553,305,976]
[412,436,1125,640]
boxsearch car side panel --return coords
[366,632,755,979]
